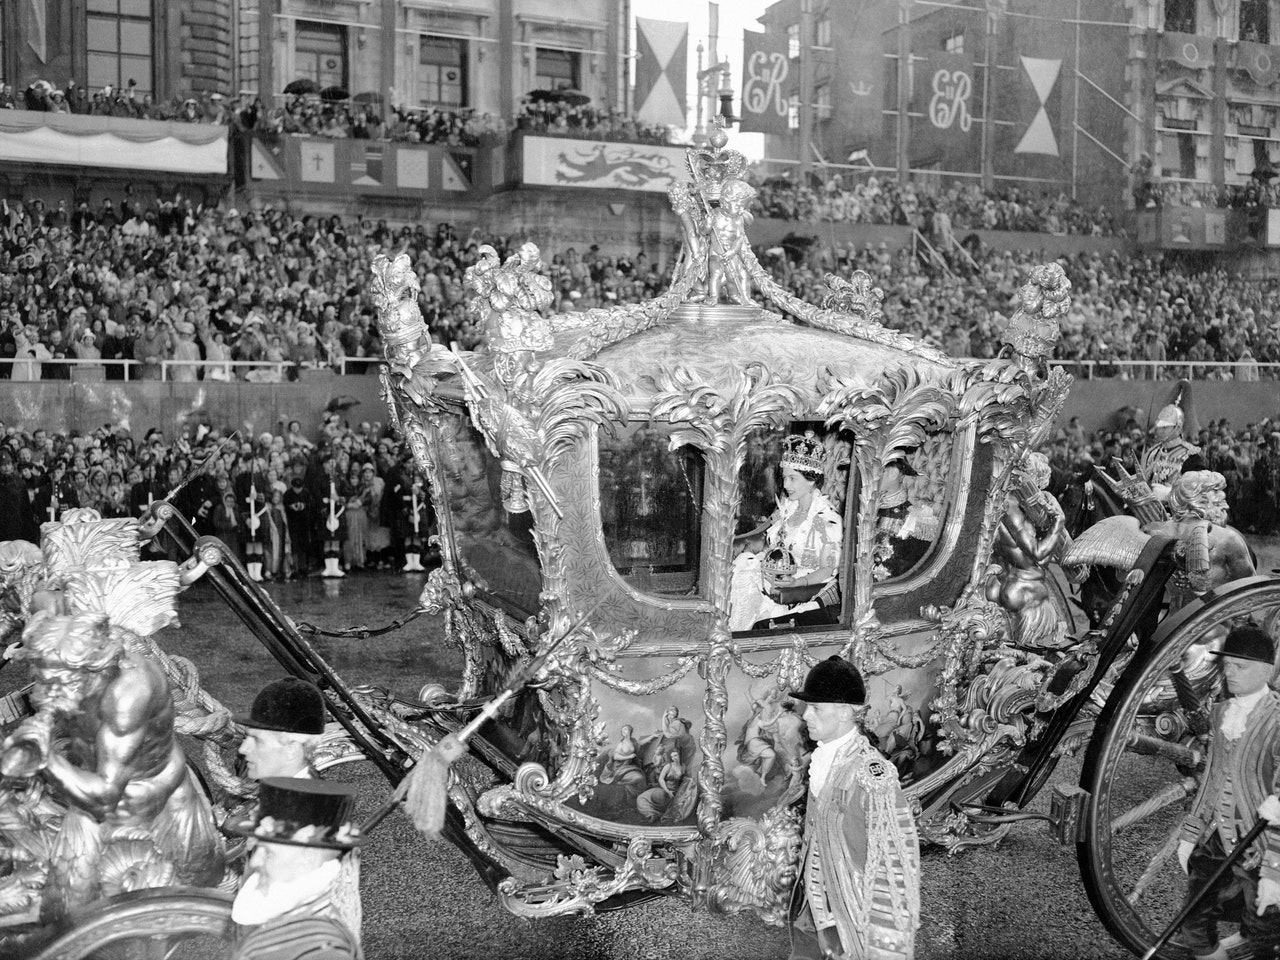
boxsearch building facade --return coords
[755,0,1280,209]
[0,0,628,116]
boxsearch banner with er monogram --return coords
[739,30,791,136]
[912,50,978,165]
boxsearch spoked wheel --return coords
[1078,576,1280,958]
[29,888,233,960]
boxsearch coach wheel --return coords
[29,888,233,960]
[1077,577,1280,958]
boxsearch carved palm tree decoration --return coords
[818,365,954,663]
[649,362,803,618]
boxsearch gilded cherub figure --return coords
[705,178,758,305]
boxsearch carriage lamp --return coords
[717,74,737,127]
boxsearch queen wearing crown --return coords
[729,432,844,631]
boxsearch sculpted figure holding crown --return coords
[705,178,758,305]
[729,431,843,631]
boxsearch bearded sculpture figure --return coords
[1142,470,1254,604]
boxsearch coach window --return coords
[1164,0,1195,34]
[419,36,467,108]
[295,20,347,91]
[535,48,580,92]
[87,0,154,96]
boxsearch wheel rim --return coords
[30,889,233,960]
[1078,578,1280,958]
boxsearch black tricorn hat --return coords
[230,777,364,849]
[1211,624,1276,665]
[788,656,866,706]
[236,677,326,735]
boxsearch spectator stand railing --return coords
[958,358,1280,380]
[0,357,382,381]
[1,357,1277,382]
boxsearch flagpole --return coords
[982,0,995,190]
[799,0,814,177]
[622,0,632,116]
[1072,0,1081,198]
[708,1,720,129]
[896,0,911,183]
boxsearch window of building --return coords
[788,95,800,129]
[815,16,831,48]
[1255,137,1274,174]
[787,23,801,59]
[814,82,831,121]
[1164,0,1196,34]
[1242,0,1270,42]
[86,0,154,96]
[535,47,580,91]
[294,19,347,91]
[944,32,965,54]
[1162,131,1198,179]
[418,35,467,107]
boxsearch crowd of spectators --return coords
[0,413,431,579]
[1,77,671,146]
[514,96,673,144]
[1048,412,1280,536]
[750,172,1122,236]
[4,191,1280,382]
[762,239,1280,376]
[2,403,1277,592]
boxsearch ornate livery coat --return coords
[1181,689,1280,881]
[796,731,921,960]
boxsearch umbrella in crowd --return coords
[283,78,320,96]
[320,86,350,103]
[326,395,362,413]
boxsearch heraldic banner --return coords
[911,48,979,171]
[739,30,791,137]
[634,18,688,129]
[521,136,686,192]
[826,0,889,158]
[995,18,1068,181]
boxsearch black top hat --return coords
[1211,624,1276,666]
[788,656,866,706]
[237,677,326,735]
[230,778,365,850]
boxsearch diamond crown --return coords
[781,431,826,474]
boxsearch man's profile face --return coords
[238,728,306,779]
[245,839,335,892]
[1223,656,1272,699]
[800,700,853,744]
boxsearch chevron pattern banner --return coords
[1014,56,1062,156]
[635,18,688,128]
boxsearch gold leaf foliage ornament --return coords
[817,366,954,661]
[650,362,804,618]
